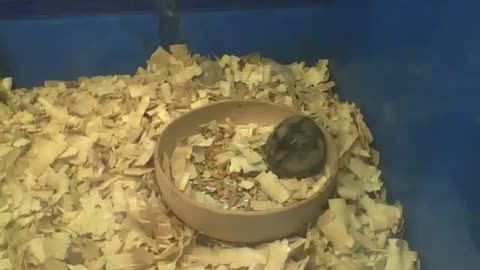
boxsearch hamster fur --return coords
[263,115,326,178]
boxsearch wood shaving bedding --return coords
[0,44,418,270]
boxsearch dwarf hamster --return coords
[196,60,223,86]
[263,115,326,178]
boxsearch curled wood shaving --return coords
[254,171,291,204]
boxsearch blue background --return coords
[1,1,479,269]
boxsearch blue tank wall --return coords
[0,1,478,269]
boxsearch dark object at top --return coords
[263,115,327,179]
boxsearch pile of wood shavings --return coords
[0,44,419,270]
[170,120,326,211]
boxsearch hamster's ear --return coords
[275,124,288,139]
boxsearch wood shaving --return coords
[254,171,291,204]
[0,44,418,269]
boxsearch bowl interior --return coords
[154,99,338,216]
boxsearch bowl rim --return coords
[154,99,338,217]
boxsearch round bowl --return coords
[153,99,338,244]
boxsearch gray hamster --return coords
[196,60,223,86]
[262,115,327,178]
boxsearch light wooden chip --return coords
[27,137,68,177]
[105,252,146,270]
[29,238,46,264]
[385,239,418,270]
[238,180,255,190]
[228,156,267,174]
[190,190,224,210]
[347,157,383,192]
[43,232,71,260]
[182,246,268,269]
[1,77,12,90]
[359,196,402,232]
[38,97,79,125]
[65,135,95,165]
[123,167,154,176]
[337,172,366,200]
[250,200,282,211]
[232,140,263,163]
[281,179,309,200]
[171,146,192,182]
[318,210,355,252]
[254,171,291,203]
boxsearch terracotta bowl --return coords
[153,99,338,244]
